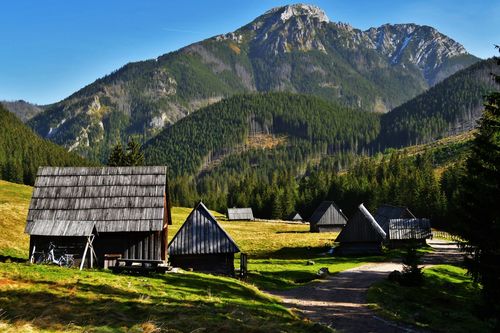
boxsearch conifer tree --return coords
[125,140,145,166]
[457,46,500,325]
[107,143,125,166]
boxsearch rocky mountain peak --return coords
[248,4,330,55]
[264,4,329,24]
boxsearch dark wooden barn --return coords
[375,204,431,247]
[169,202,240,275]
[335,203,387,255]
[309,201,348,232]
[227,208,254,221]
[25,166,171,268]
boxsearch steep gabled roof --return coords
[336,204,386,243]
[374,204,416,231]
[309,201,347,225]
[25,166,169,235]
[290,213,303,221]
[169,202,240,255]
[227,208,254,220]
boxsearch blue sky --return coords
[1,0,498,105]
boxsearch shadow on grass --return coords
[0,268,329,332]
[0,255,26,263]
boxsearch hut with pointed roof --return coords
[169,202,240,275]
[375,204,431,247]
[25,166,171,268]
[227,207,254,221]
[335,203,386,254]
[309,201,347,232]
[374,204,416,230]
[289,212,303,222]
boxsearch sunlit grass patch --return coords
[367,265,493,333]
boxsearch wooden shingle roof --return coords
[227,208,254,220]
[25,166,169,235]
[335,204,386,243]
[374,204,415,231]
[309,201,347,225]
[169,202,240,255]
[388,218,432,240]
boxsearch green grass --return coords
[0,180,32,258]
[367,265,495,333]
[0,262,332,333]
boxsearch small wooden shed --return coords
[374,204,431,246]
[227,208,254,221]
[335,203,386,255]
[289,213,303,222]
[309,201,347,232]
[25,166,171,268]
[169,202,240,275]
[374,204,416,230]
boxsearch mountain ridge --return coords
[27,3,479,161]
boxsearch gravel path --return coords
[269,240,463,333]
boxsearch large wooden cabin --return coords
[25,166,171,268]
[169,202,240,275]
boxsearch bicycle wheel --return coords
[66,256,74,268]
[34,252,47,264]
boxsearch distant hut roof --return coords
[335,204,386,243]
[290,213,303,221]
[388,218,432,240]
[227,208,254,220]
[25,166,170,235]
[169,202,240,255]
[374,204,416,231]
[309,201,347,225]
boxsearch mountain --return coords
[27,4,478,161]
[0,104,93,185]
[1,100,43,122]
[379,58,499,148]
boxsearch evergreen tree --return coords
[456,47,500,325]
[107,143,125,166]
[125,140,145,166]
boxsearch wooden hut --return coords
[386,218,432,247]
[227,208,254,221]
[374,204,416,230]
[309,201,347,232]
[289,213,303,222]
[375,204,431,247]
[335,203,386,254]
[169,202,240,275]
[25,166,171,268]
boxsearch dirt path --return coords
[269,240,463,332]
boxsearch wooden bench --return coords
[111,258,169,274]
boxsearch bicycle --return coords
[34,242,75,268]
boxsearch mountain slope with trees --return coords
[27,4,478,161]
[0,104,93,185]
[379,58,499,148]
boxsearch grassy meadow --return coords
[0,180,31,258]
[367,265,494,333]
[0,180,352,332]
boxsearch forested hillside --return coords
[27,4,477,161]
[379,58,499,148]
[0,104,93,185]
